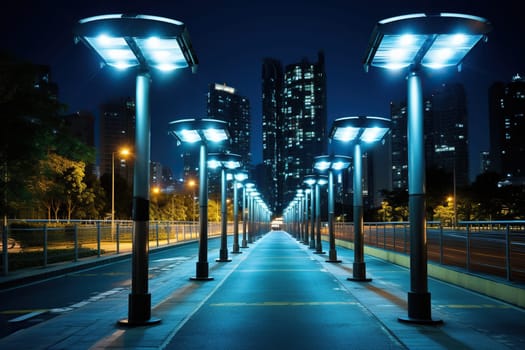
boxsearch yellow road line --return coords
[210,301,359,307]
[237,269,321,272]
[0,309,47,315]
[439,304,511,309]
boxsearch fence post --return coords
[404,223,408,254]
[466,223,471,271]
[97,221,101,257]
[2,223,8,275]
[156,222,159,247]
[439,222,444,265]
[393,224,396,252]
[116,223,120,254]
[43,224,48,267]
[74,224,79,262]
[166,223,170,244]
[383,224,386,249]
[505,224,511,281]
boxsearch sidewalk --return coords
[0,231,524,349]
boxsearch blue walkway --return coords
[0,231,524,349]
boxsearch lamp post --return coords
[248,190,260,243]
[363,12,491,323]
[242,182,254,248]
[304,176,317,249]
[169,118,230,280]
[208,153,242,262]
[330,116,390,280]
[111,147,130,232]
[304,175,327,254]
[303,188,311,246]
[74,13,198,326]
[314,155,352,263]
[295,190,305,241]
[232,170,248,254]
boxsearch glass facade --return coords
[261,52,327,212]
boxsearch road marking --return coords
[438,304,511,309]
[210,301,359,307]
[237,269,320,272]
[8,310,47,323]
[153,257,190,262]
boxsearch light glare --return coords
[178,129,201,143]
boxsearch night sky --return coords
[2,0,523,180]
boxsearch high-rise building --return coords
[261,52,327,213]
[262,58,284,213]
[390,102,409,190]
[480,151,491,174]
[150,161,175,192]
[207,83,252,166]
[177,83,251,193]
[390,83,469,189]
[488,74,525,179]
[99,97,135,184]
[427,83,469,187]
[282,51,328,205]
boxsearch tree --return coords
[433,204,454,226]
[31,153,88,221]
[379,189,408,221]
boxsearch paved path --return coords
[167,231,403,349]
[0,231,523,349]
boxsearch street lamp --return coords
[242,182,255,248]
[304,174,328,254]
[330,116,390,280]
[207,153,242,262]
[248,190,260,243]
[232,170,248,254]
[111,147,130,230]
[169,118,230,280]
[313,155,352,263]
[74,13,198,326]
[363,12,491,324]
[304,176,317,249]
[295,189,305,241]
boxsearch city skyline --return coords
[2,0,523,181]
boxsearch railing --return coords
[333,220,525,283]
[1,220,237,275]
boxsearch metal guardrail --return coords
[333,220,525,283]
[1,220,238,275]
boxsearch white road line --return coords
[8,310,47,323]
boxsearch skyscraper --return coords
[207,83,252,165]
[390,102,408,190]
[99,97,135,184]
[262,58,284,213]
[488,74,525,180]
[390,83,469,189]
[261,52,327,213]
[282,51,328,204]
[427,83,469,187]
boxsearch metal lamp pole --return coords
[362,12,491,323]
[74,13,198,326]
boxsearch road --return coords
[0,238,220,339]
